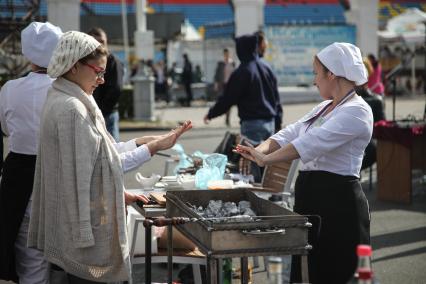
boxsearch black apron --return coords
[0,152,36,282]
[291,170,370,284]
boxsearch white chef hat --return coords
[47,31,100,78]
[317,42,368,86]
[21,22,63,68]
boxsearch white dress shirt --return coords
[0,72,53,155]
[114,139,151,173]
[271,94,373,178]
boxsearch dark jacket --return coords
[93,53,123,116]
[207,34,282,125]
[182,59,193,84]
[356,87,385,122]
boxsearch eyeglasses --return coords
[81,62,106,79]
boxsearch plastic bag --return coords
[171,144,192,174]
[195,153,228,189]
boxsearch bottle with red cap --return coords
[356,244,373,284]
[347,244,377,283]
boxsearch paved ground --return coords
[1,96,425,283]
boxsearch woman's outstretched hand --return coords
[147,120,192,155]
[233,142,266,167]
[124,190,149,205]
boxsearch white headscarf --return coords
[47,31,100,78]
[21,22,63,68]
[317,42,368,86]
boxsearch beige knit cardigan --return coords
[28,78,131,282]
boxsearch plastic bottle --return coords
[350,244,374,284]
[222,258,232,284]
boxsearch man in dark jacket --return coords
[204,33,282,142]
[204,33,282,180]
[87,27,124,141]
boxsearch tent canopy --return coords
[378,8,426,44]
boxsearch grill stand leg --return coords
[167,224,173,284]
[301,255,309,283]
[240,257,249,284]
[217,259,223,284]
[207,255,218,284]
[145,224,152,284]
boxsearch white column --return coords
[46,0,80,32]
[233,0,265,37]
[134,0,154,60]
[345,0,379,56]
[132,0,155,121]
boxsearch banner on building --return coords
[264,25,356,86]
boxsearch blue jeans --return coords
[240,118,275,145]
[240,118,275,182]
[105,111,120,142]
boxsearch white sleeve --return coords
[0,83,10,135]
[292,106,372,164]
[120,144,152,173]
[270,101,331,147]
[114,139,137,153]
[270,120,304,147]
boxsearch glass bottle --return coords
[355,244,373,284]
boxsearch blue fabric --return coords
[240,118,275,145]
[240,118,275,183]
[207,34,282,125]
[105,111,119,142]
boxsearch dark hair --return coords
[87,27,106,38]
[368,54,378,69]
[223,48,229,53]
[79,45,108,64]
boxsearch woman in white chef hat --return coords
[0,22,63,283]
[235,42,373,284]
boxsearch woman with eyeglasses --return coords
[27,31,192,283]
[235,43,373,284]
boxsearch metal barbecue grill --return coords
[165,188,312,284]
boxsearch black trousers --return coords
[0,152,36,282]
[290,170,370,284]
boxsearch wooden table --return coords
[374,121,426,203]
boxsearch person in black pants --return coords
[182,53,193,106]
[87,27,124,141]
[0,21,63,283]
[355,85,385,170]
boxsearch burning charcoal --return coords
[220,202,239,217]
